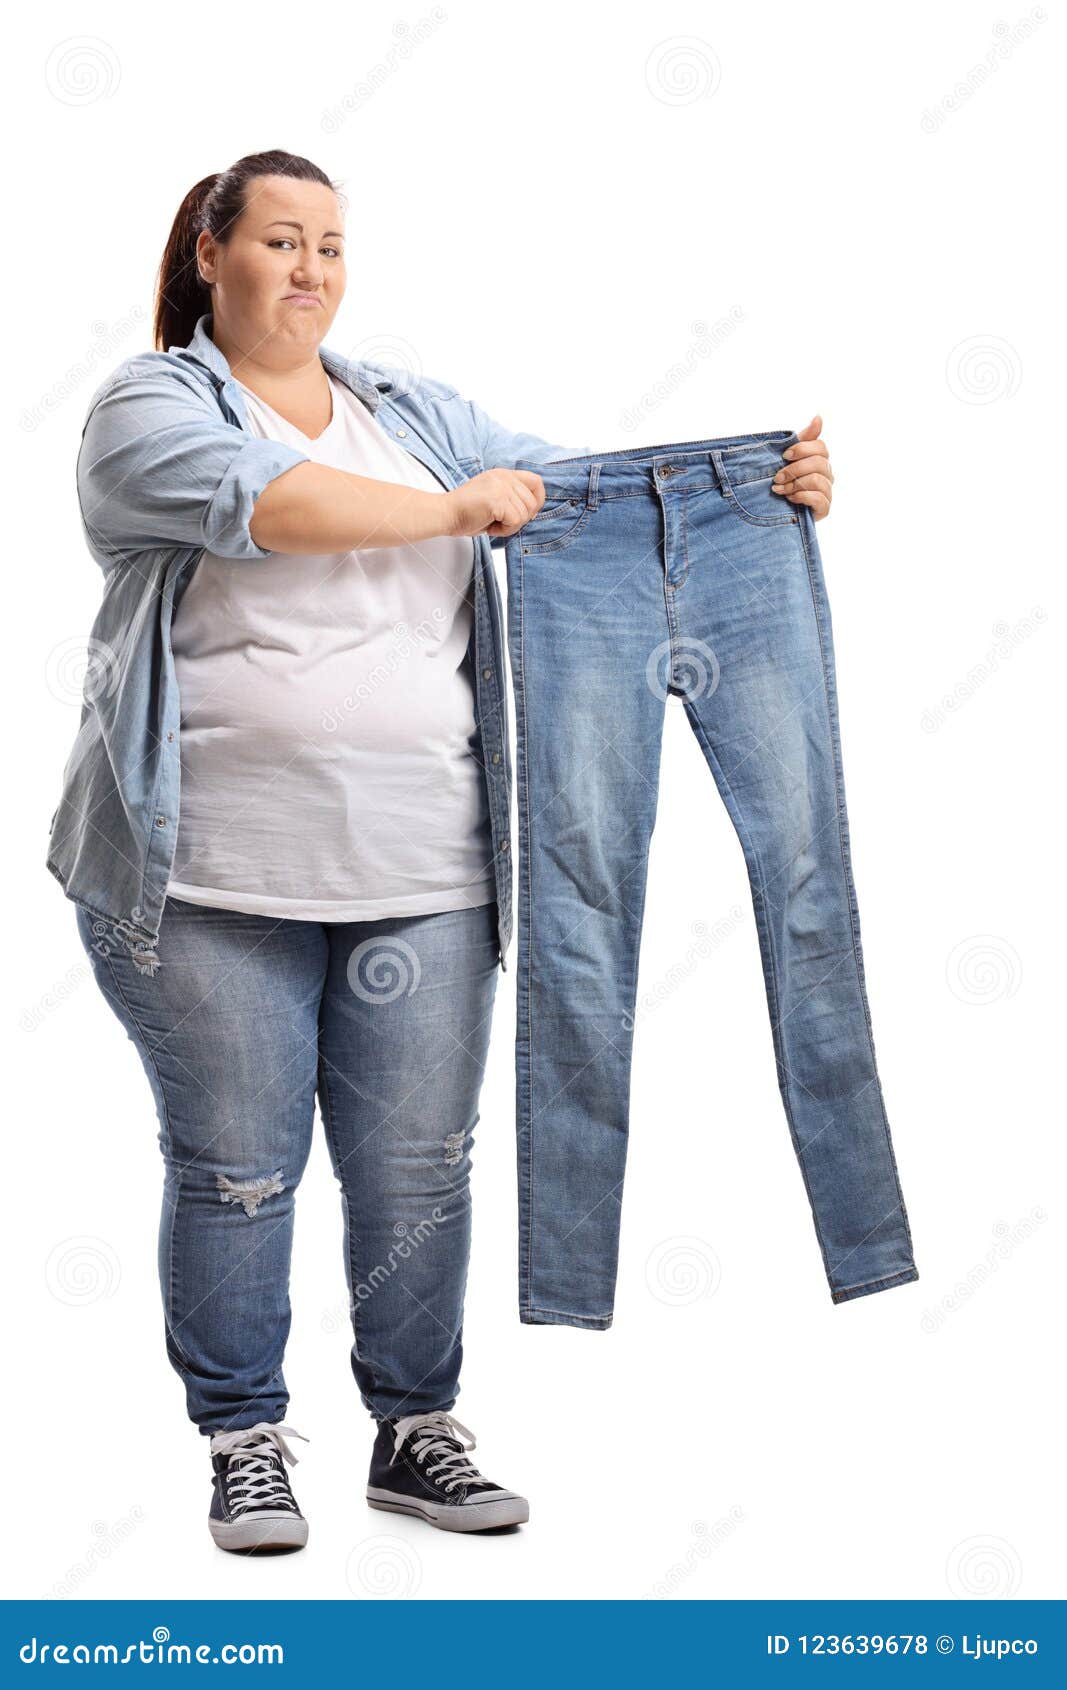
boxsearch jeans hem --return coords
[519,1306,613,1330]
[197,1410,289,1436]
[831,1266,919,1305]
[369,1399,458,1425]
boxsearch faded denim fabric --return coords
[48,313,584,974]
[505,432,918,1326]
[76,896,500,1428]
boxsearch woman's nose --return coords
[292,262,324,289]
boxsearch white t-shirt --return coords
[166,374,496,921]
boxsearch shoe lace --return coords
[209,1421,308,1515]
[391,1412,490,1493]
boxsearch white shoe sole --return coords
[367,1486,529,1532]
[209,1511,309,1552]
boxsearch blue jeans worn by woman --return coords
[76,895,499,1433]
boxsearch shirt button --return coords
[491,753,500,764]
[482,667,492,680]
[500,839,509,852]
[166,732,175,742]
[396,428,407,438]
[154,815,166,828]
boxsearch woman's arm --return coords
[249,459,546,553]
[78,358,553,564]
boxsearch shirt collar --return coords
[174,313,387,413]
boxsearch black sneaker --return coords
[208,1422,309,1552]
[367,1412,529,1532]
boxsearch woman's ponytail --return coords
[153,174,218,351]
[153,151,340,351]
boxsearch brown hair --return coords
[153,149,342,350]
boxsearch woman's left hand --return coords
[771,415,834,519]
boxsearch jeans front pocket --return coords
[519,496,597,554]
[712,447,799,528]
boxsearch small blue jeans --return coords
[505,431,918,1327]
[76,896,499,1430]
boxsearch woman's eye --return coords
[267,239,341,257]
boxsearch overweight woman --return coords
[47,149,833,1554]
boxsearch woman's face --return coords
[197,175,346,366]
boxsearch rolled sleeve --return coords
[199,434,311,559]
[77,366,310,563]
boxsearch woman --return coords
[48,149,833,1553]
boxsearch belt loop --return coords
[586,462,601,509]
[709,448,726,494]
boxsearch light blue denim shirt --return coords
[47,313,586,974]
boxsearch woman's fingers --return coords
[773,453,834,487]
[779,485,832,518]
[782,439,831,464]
[773,418,833,518]
[772,471,833,497]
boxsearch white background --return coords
[7,0,1062,1603]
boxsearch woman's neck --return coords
[210,319,334,437]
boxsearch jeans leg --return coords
[76,898,326,1430]
[675,498,917,1301]
[509,508,669,1327]
[316,902,499,1420]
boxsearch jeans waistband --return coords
[514,428,799,501]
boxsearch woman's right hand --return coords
[444,468,547,539]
